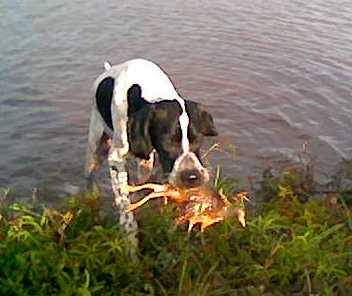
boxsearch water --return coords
[1,0,352,198]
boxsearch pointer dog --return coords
[85,59,217,235]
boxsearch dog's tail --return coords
[104,61,112,71]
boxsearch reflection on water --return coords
[0,0,351,198]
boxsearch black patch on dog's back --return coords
[127,84,150,116]
[96,77,114,130]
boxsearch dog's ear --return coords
[186,101,218,137]
[127,105,154,159]
[199,106,218,136]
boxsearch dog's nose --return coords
[180,169,202,188]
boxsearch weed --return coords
[0,167,351,295]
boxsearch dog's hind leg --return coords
[85,109,108,190]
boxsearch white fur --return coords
[111,59,179,104]
[104,61,112,71]
[175,98,190,153]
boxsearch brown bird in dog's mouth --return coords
[123,183,248,232]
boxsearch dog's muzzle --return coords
[169,152,209,188]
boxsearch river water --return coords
[1,0,351,199]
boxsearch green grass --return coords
[0,169,351,296]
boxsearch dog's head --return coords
[127,87,217,188]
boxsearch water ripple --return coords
[1,0,351,197]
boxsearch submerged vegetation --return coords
[0,166,351,295]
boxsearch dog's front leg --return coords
[109,87,139,255]
[108,150,138,249]
[109,162,138,232]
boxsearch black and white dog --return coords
[85,59,217,238]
